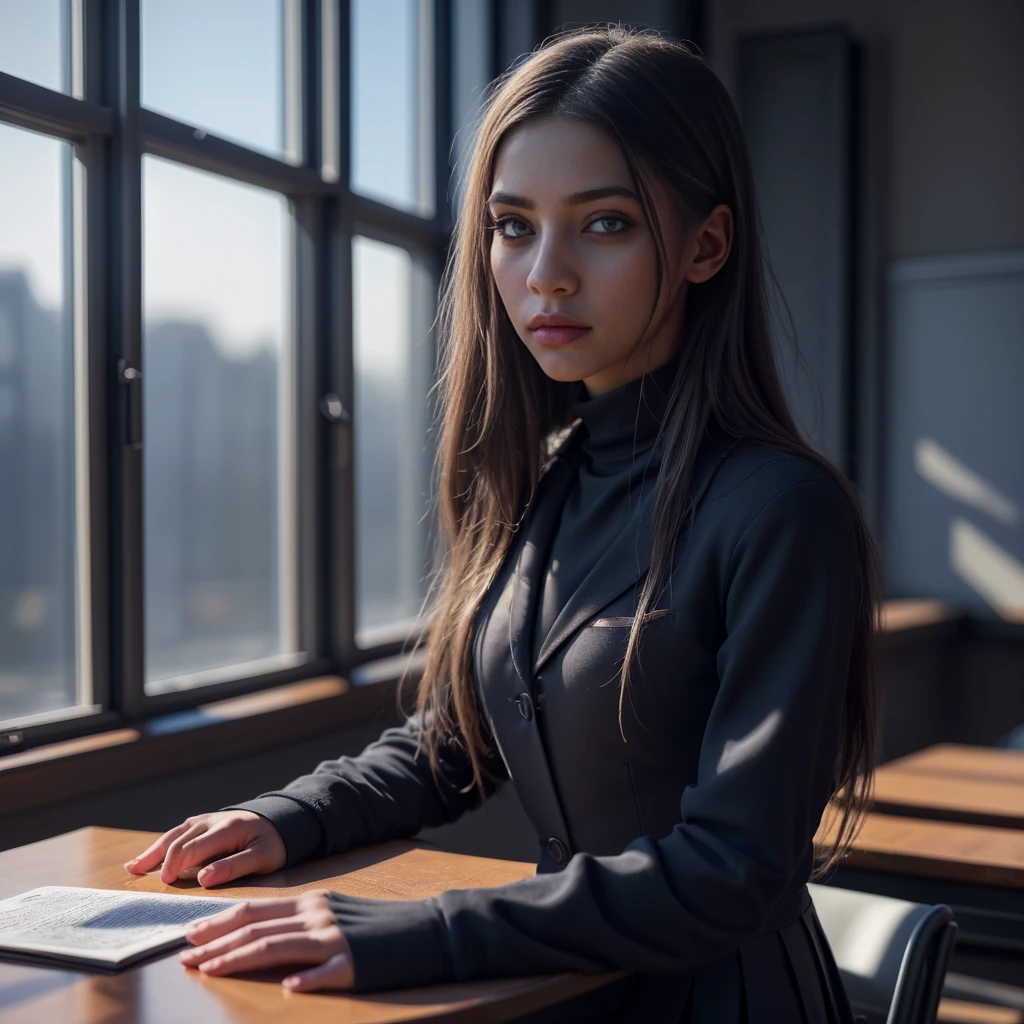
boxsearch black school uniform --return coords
[232,354,859,1023]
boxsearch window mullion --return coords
[293,0,327,663]
[433,0,453,233]
[139,110,331,197]
[79,0,112,717]
[327,0,358,672]
[104,0,146,720]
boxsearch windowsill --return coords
[2,601,1012,819]
[0,673,405,819]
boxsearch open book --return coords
[0,886,241,971]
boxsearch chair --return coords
[808,882,958,1024]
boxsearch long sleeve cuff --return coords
[327,891,453,992]
[224,795,325,867]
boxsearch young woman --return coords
[126,24,880,1022]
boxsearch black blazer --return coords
[235,421,860,1023]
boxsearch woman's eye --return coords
[587,215,631,235]
[490,213,632,241]
[493,216,532,240]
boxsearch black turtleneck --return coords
[531,355,679,668]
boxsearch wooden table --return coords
[835,745,1024,991]
[817,810,1024,991]
[0,827,619,1024]
[873,744,1024,830]
[828,812,1024,890]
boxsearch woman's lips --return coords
[532,326,591,346]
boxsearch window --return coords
[141,158,299,692]
[0,0,70,95]
[140,0,298,163]
[351,0,434,215]
[0,123,90,726]
[352,235,436,641]
[0,1,493,751]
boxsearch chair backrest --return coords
[808,882,957,1024]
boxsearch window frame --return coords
[0,0,470,753]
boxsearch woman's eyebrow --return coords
[486,185,639,209]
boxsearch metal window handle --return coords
[319,393,350,423]
[320,393,352,470]
[118,358,143,448]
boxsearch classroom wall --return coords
[709,0,1024,260]
[882,251,1024,610]
[548,0,681,35]
[710,0,1024,621]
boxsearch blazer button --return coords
[511,692,534,721]
[546,837,569,865]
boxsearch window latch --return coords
[320,393,352,470]
[118,359,143,449]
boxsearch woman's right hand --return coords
[124,810,287,887]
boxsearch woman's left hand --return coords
[179,888,354,992]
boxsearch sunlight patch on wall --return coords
[950,517,1024,622]
[915,437,1020,526]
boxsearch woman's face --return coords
[487,116,692,397]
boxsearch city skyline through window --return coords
[0,0,480,733]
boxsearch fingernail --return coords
[282,977,300,988]
[199,959,220,973]
[198,867,214,884]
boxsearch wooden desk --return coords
[818,812,1024,989]
[879,599,962,634]
[831,811,1024,889]
[873,744,1024,830]
[0,828,619,1024]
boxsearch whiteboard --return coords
[884,247,1024,616]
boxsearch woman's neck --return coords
[580,342,684,398]
[570,352,679,465]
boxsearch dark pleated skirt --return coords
[512,902,856,1024]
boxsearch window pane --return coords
[0,124,87,724]
[452,0,492,211]
[0,0,68,94]
[351,0,434,215]
[141,0,295,163]
[143,157,299,692]
[353,237,436,640]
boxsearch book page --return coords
[0,886,240,965]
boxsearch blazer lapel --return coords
[533,424,741,674]
[507,435,586,689]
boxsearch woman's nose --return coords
[526,238,579,297]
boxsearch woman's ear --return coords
[683,204,733,284]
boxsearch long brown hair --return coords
[400,24,880,879]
